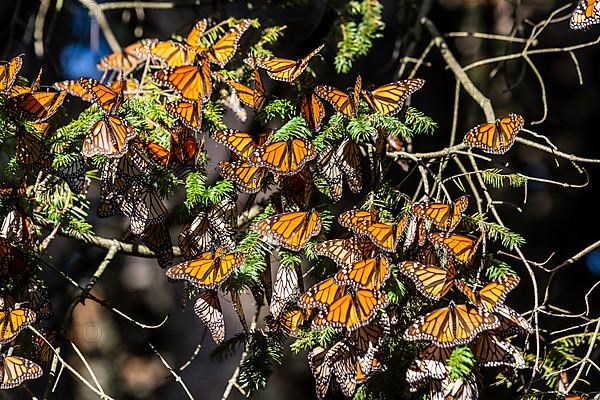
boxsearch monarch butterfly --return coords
[202,20,252,67]
[170,125,201,167]
[335,256,391,291]
[31,327,57,364]
[318,139,362,201]
[270,264,301,319]
[147,19,207,66]
[80,78,129,114]
[272,308,308,337]
[166,99,202,130]
[361,78,425,116]
[429,232,483,264]
[178,200,237,258]
[403,301,499,348]
[0,305,36,345]
[397,260,456,301]
[212,129,260,159]
[9,90,66,123]
[15,128,51,169]
[570,0,600,29]
[327,341,359,397]
[248,44,324,82]
[12,277,52,320]
[253,210,322,251]
[166,247,245,289]
[223,69,266,111]
[494,303,534,337]
[463,113,524,155]
[298,277,345,311]
[101,140,152,190]
[429,374,479,400]
[413,195,469,232]
[338,208,377,230]
[194,290,225,344]
[0,353,43,389]
[456,274,520,312]
[54,79,138,102]
[0,56,22,94]
[117,182,168,235]
[347,214,408,253]
[218,160,267,194]
[300,93,325,132]
[97,40,148,74]
[352,315,390,375]
[280,168,314,208]
[154,57,212,102]
[1,207,37,246]
[253,139,317,176]
[313,237,376,267]
[145,141,170,168]
[471,332,525,369]
[406,344,451,391]
[308,346,333,399]
[54,156,86,193]
[82,115,136,158]
[315,75,362,118]
[140,223,173,269]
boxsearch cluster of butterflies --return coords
[570,0,600,30]
[0,208,57,390]
[0,13,534,395]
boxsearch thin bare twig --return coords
[149,342,195,400]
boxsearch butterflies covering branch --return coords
[0,12,566,400]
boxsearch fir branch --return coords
[481,168,528,188]
[448,346,475,380]
[270,116,312,141]
[334,0,385,73]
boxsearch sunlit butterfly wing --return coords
[255,139,316,176]
[0,355,43,389]
[0,307,37,345]
[300,93,325,132]
[53,80,93,102]
[184,19,208,48]
[154,58,212,101]
[315,85,353,118]
[430,232,483,264]
[10,91,66,122]
[338,209,377,230]
[298,277,345,311]
[166,99,202,130]
[570,0,600,29]
[361,78,424,116]
[204,20,251,67]
[212,129,258,159]
[335,256,391,290]
[218,160,266,194]
[0,56,22,94]
[149,41,198,67]
[475,275,520,312]
[253,210,322,251]
[80,78,123,114]
[110,79,138,99]
[166,248,245,289]
[97,41,146,74]
[320,288,387,332]
[463,113,524,154]
[82,115,136,158]
[413,195,468,232]
[403,302,499,348]
[250,44,324,82]
[398,261,455,301]
[313,237,364,267]
[145,142,170,167]
[194,290,225,344]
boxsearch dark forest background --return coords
[1,0,599,398]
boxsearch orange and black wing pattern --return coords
[253,210,322,251]
[463,113,524,154]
